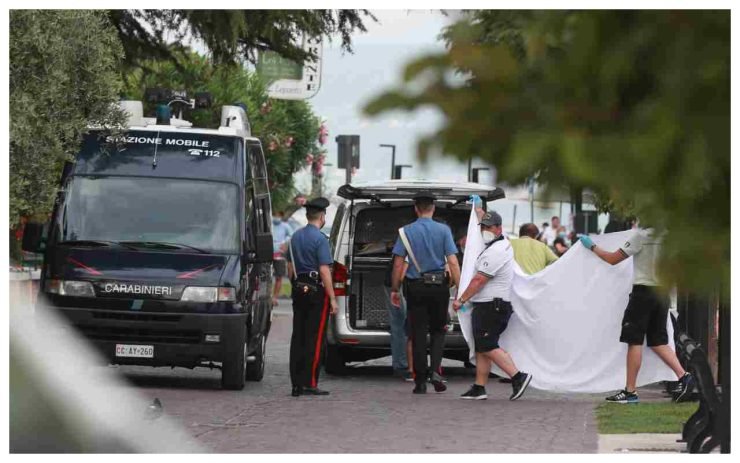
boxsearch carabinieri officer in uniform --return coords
[286,197,338,397]
[390,191,461,394]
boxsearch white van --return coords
[324,180,506,373]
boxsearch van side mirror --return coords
[22,222,47,253]
[254,233,273,263]
[245,232,273,263]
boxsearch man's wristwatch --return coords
[457,297,467,305]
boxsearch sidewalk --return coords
[599,434,684,453]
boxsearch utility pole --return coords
[528,176,535,223]
[379,144,396,180]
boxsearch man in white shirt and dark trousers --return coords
[580,228,695,404]
[452,202,533,401]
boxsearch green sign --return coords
[257,51,303,83]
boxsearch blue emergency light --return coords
[156,105,171,125]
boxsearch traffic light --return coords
[336,135,360,169]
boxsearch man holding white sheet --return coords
[452,196,533,401]
[580,228,695,404]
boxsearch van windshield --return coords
[73,130,242,183]
[57,176,240,254]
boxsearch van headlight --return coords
[180,287,236,302]
[46,280,96,297]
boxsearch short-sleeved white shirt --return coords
[621,228,663,287]
[471,236,514,302]
[542,227,558,247]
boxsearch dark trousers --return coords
[289,288,329,388]
[405,280,449,386]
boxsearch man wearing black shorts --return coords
[580,228,695,403]
[452,204,533,401]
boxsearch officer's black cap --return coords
[479,211,503,227]
[304,197,330,211]
[412,191,436,202]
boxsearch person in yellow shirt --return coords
[511,223,559,275]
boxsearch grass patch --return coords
[596,401,699,434]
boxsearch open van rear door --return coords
[337,180,505,202]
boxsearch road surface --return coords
[109,299,601,453]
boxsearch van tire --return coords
[324,344,346,375]
[221,326,247,390]
[245,334,266,381]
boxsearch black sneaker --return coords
[674,373,696,403]
[302,387,330,396]
[605,389,639,404]
[291,385,303,397]
[413,383,427,394]
[460,384,488,400]
[427,369,448,383]
[403,371,414,382]
[430,372,447,393]
[509,372,533,401]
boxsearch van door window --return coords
[247,141,268,196]
[329,203,346,251]
[257,197,271,234]
[245,179,256,250]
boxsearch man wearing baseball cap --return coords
[452,197,533,400]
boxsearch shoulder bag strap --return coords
[478,234,505,259]
[288,230,299,280]
[398,227,422,274]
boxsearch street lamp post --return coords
[471,167,489,184]
[379,144,396,180]
[393,164,412,180]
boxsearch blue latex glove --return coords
[469,194,483,208]
[579,235,595,251]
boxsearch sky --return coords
[291,9,607,234]
[295,10,473,192]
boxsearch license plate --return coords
[115,344,154,358]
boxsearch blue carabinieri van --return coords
[22,101,275,390]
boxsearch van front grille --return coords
[74,324,201,344]
[92,312,183,323]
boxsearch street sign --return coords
[256,51,303,82]
[258,36,323,100]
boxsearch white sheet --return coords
[457,208,675,393]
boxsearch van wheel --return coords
[324,344,346,375]
[221,326,247,390]
[246,334,266,382]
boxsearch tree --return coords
[364,11,730,299]
[122,51,324,212]
[9,10,125,228]
[109,10,375,69]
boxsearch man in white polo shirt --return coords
[452,205,533,401]
[580,228,695,404]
